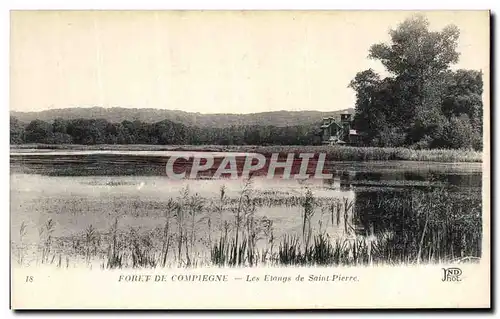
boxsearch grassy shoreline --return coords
[11,143,482,162]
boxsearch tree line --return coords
[10,116,321,146]
[10,16,484,151]
[349,15,483,150]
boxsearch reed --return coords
[235,145,482,162]
[38,218,55,264]
[16,221,27,265]
[106,217,123,269]
[11,144,482,162]
[84,224,98,264]
[160,199,176,267]
[301,188,314,249]
[16,184,481,269]
[129,228,157,268]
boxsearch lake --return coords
[10,150,483,268]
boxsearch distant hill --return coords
[11,107,354,128]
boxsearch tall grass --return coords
[39,218,55,264]
[160,199,176,267]
[83,224,99,264]
[243,146,482,162]
[11,144,482,162]
[14,183,481,268]
[105,218,122,268]
[301,188,314,249]
[211,178,263,267]
[17,221,27,265]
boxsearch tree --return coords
[349,70,387,145]
[440,115,477,149]
[25,119,53,143]
[441,69,483,127]
[10,116,25,144]
[11,116,327,146]
[369,15,460,78]
[53,118,68,134]
[350,15,483,150]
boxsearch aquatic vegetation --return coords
[11,181,482,269]
[11,144,482,163]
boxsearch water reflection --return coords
[350,189,482,262]
[324,169,481,190]
[319,168,482,262]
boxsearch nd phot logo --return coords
[442,268,462,282]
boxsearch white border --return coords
[1,0,497,10]
[2,1,497,317]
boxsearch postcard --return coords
[9,10,490,309]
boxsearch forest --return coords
[10,116,320,146]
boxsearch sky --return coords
[10,11,489,114]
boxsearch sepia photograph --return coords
[9,10,490,309]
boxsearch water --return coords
[10,150,483,266]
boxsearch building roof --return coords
[321,121,342,129]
